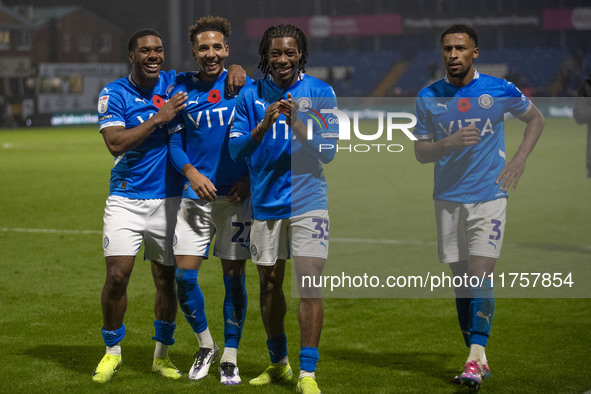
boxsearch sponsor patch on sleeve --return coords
[98,95,109,114]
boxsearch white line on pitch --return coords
[1,143,98,150]
[0,228,431,245]
[0,227,101,235]
[332,237,436,246]
[1,227,590,250]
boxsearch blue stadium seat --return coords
[308,51,401,96]
[394,47,569,96]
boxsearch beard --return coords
[448,63,472,80]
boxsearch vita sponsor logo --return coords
[187,107,235,129]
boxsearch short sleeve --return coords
[98,86,126,131]
[413,90,435,140]
[504,80,532,118]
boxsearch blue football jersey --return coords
[168,70,252,198]
[98,70,183,199]
[229,74,338,220]
[414,71,531,203]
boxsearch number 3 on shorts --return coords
[311,218,329,241]
[490,219,502,241]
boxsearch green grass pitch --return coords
[0,118,589,393]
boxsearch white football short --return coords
[173,196,252,260]
[102,195,181,266]
[435,198,507,263]
[250,210,330,266]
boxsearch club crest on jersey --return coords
[297,97,313,112]
[166,84,176,96]
[478,94,493,109]
[98,95,109,114]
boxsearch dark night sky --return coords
[0,0,316,41]
[0,0,262,69]
[3,0,169,34]
[3,0,590,72]
[0,0,398,70]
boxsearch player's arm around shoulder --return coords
[495,103,545,192]
[226,64,247,96]
[101,91,188,157]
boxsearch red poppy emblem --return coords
[208,89,221,104]
[457,98,471,112]
[152,95,165,109]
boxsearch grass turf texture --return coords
[0,119,589,393]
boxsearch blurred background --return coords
[0,0,589,127]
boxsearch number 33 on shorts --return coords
[311,218,329,241]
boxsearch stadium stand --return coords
[391,47,569,97]
[307,51,401,96]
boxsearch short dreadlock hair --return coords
[128,29,162,52]
[257,24,308,77]
[441,24,478,48]
[189,16,231,45]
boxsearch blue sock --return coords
[469,278,494,347]
[102,324,125,347]
[175,268,208,333]
[223,274,247,349]
[152,320,176,346]
[299,347,319,373]
[267,334,288,364]
[455,296,472,347]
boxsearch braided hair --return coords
[257,24,308,77]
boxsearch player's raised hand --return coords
[263,101,282,126]
[153,92,187,125]
[496,152,527,192]
[252,101,282,141]
[226,64,247,96]
[444,122,481,150]
[279,93,300,127]
[186,166,217,202]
